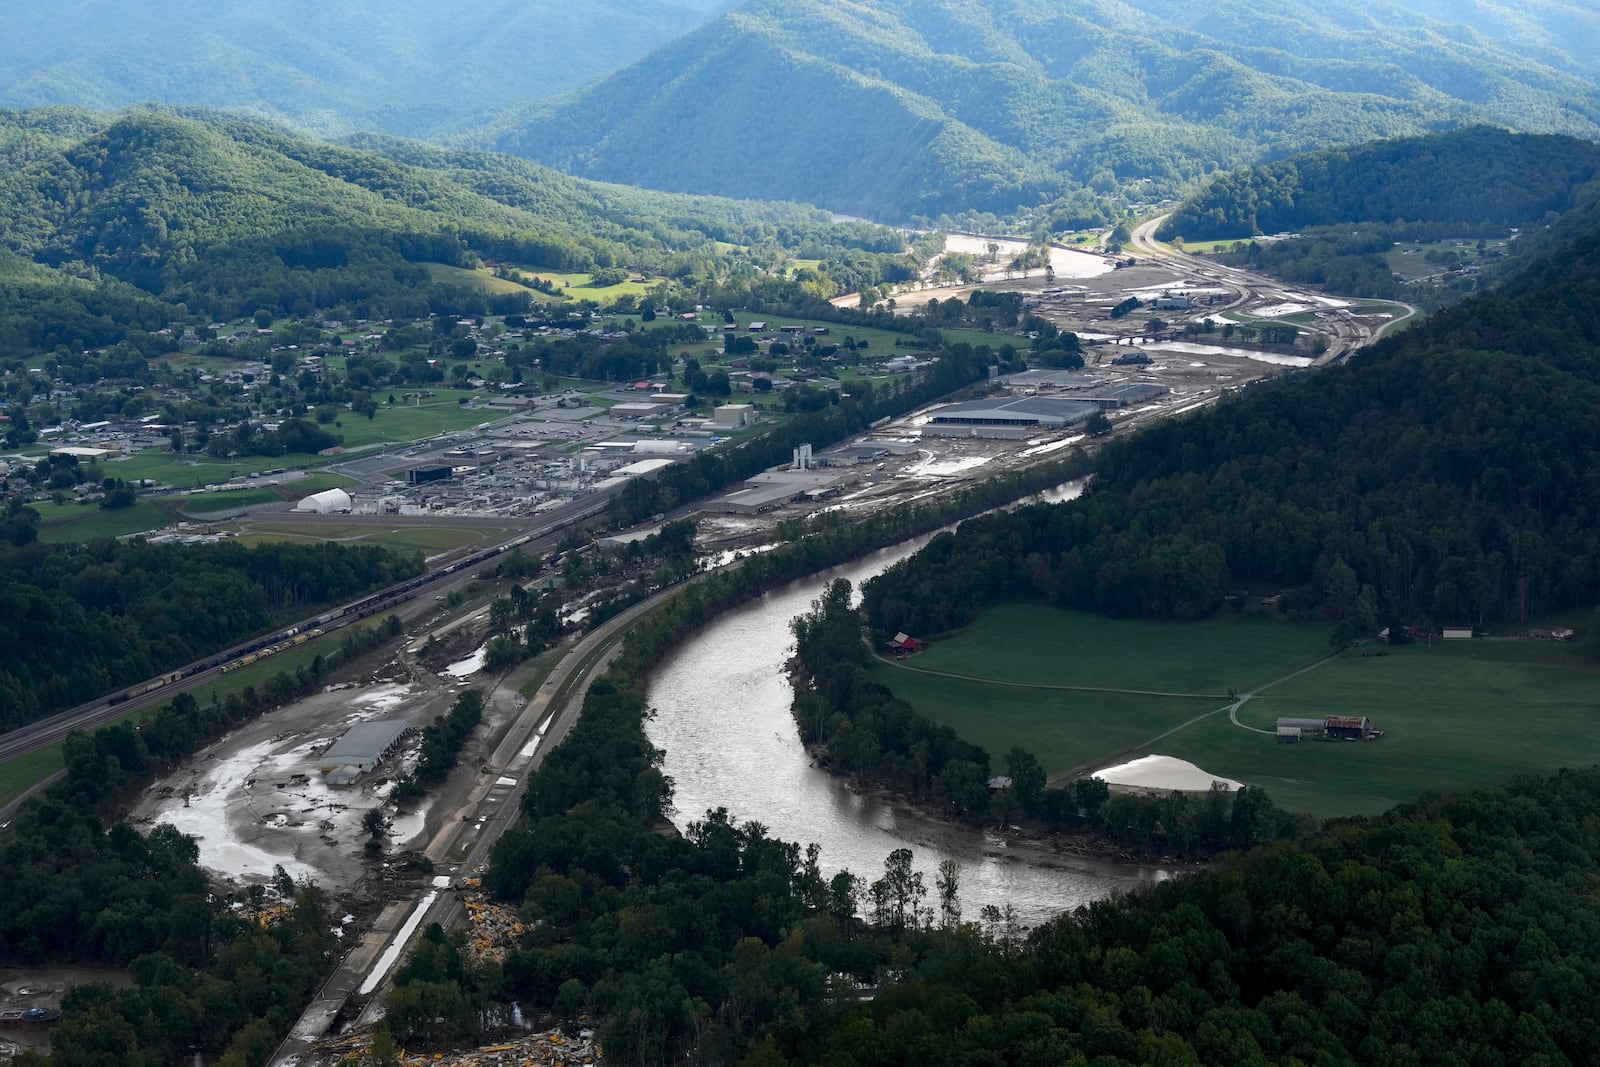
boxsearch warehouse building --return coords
[924,396,1099,439]
[320,720,414,785]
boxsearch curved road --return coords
[1130,216,1418,365]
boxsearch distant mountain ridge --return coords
[489,0,1600,220]
[0,0,725,140]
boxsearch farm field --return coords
[35,501,174,543]
[235,521,504,557]
[906,603,1329,693]
[879,603,1600,818]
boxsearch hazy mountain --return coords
[0,0,726,140]
[489,0,1600,221]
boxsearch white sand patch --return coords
[445,646,487,678]
[1094,754,1242,793]
[1148,342,1313,368]
[941,235,1113,279]
[149,739,319,883]
[906,454,991,477]
[1019,435,1085,458]
[1251,302,1308,317]
[351,683,413,710]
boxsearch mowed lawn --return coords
[866,664,1219,781]
[908,603,1330,693]
[881,603,1600,819]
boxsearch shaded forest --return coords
[0,536,422,729]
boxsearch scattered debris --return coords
[457,883,525,963]
[316,1024,601,1065]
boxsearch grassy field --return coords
[0,745,65,809]
[908,603,1329,693]
[879,602,1600,818]
[236,520,503,556]
[867,666,1220,782]
[35,501,175,543]
[423,262,542,297]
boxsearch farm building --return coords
[320,720,413,785]
[295,487,353,514]
[1276,715,1382,741]
[887,632,923,655]
[1442,626,1475,640]
[1326,715,1378,740]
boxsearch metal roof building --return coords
[925,396,1099,439]
[320,720,412,785]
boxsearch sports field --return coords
[872,603,1600,818]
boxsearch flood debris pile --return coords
[458,880,526,962]
[317,1025,600,1065]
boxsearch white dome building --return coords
[294,487,352,514]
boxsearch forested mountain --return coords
[864,207,1600,634]
[0,106,905,343]
[493,0,1600,221]
[0,0,725,141]
[1160,127,1600,240]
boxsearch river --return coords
[645,482,1172,928]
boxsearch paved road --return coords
[269,572,700,1066]
[1130,216,1418,366]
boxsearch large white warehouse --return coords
[295,487,353,514]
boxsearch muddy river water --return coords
[646,482,1174,928]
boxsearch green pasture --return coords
[423,262,542,297]
[107,451,319,488]
[323,391,496,448]
[236,520,503,556]
[908,603,1329,693]
[35,501,175,543]
[867,665,1219,782]
[881,602,1600,818]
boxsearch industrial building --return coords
[320,720,414,785]
[407,466,452,486]
[923,396,1100,439]
[713,404,757,429]
[295,487,353,514]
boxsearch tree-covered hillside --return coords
[0,0,723,141]
[865,207,1600,635]
[0,107,912,341]
[494,0,1600,221]
[1160,127,1600,240]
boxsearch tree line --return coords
[0,614,403,1067]
[0,536,422,731]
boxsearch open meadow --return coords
[875,603,1600,818]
